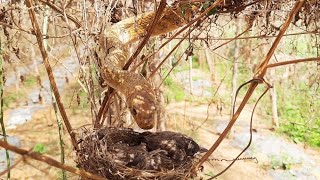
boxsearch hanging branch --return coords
[192,0,307,173]
[25,0,78,150]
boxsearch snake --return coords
[95,3,195,129]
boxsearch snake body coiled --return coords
[95,4,194,129]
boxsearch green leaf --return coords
[202,1,217,17]
[33,143,46,154]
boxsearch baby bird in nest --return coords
[100,128,207,171]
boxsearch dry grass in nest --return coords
[76,127,204,179]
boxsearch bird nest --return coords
[76,127,204,179]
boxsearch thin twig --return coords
[166,31,319,41]
[210,26,252,52]
[38,0,81,28]
[123,0,167,69]
[208,85,270,179]
[267,57,320,68]
[158,20,212,87]
[0,156,24,177]
[134,0,224,71]
[148,23,199,79]
[50,90,67,179]
[0,22,34,34]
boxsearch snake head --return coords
[127,90,157,130]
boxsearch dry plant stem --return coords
[97,90,115,127]
[0,22,34,35]
[158,21,211,87]
[24,159,51,176]
[210,26,252,52]
[208,87,270,179]
[123,0,167,69]
[134,0,224,70]
[267,57,320,68]
[101,91,117,126]
[0,156,23,177]
[0,148,31,177]
[62,1,98,120]
[38,0,81,28]
[0,141,105,180]
[168,31,319,41]
[254,1,307,77]
[0,40,10,179]
[217,0,264,14]
[47,53,88,93]
[25,0,78,150]
[149,24,199,79]
[44,5,66,179]
[50,91,67,180]
[193,0,306,172]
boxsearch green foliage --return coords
[279,124,306,143]
[307,129,320,147]
[33,143,46,154]
[204,171,215,177]
[3,91,23,109]
[279,122,320,148]
[275,82,320,148]
[201,1,217,17]
[77,89,89,108]
[57,170,67,180]
[164,76,185,102]
[24,75,37,87]
[192,55,200,69]
[282,35,317,57]
[270,154,293,170]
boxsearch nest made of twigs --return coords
[76,127,204,179]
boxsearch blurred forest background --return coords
[0,0,319,179]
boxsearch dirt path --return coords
[167,102,320,180]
